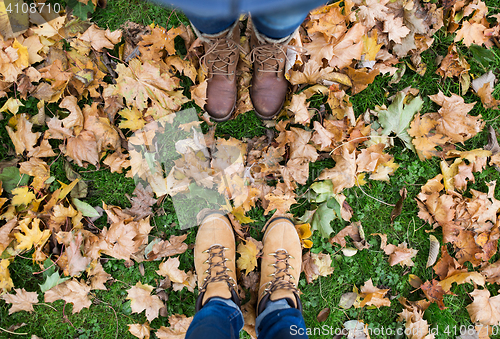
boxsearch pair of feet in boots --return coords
[194,212,302,316]
[198,22,292,122]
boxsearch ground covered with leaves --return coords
[1,0,500,338]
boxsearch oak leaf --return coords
[14,218,50,252]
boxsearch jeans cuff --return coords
[255,299,291,335]
[209,297,244,322]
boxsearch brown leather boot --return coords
[196,23,240,122]
[256,217,303,316]
[249,28,292,120]
[194,211,240,311]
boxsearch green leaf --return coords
[377,92,424,152]
[40,271,70,293]
[311,201,337,238]
[72,198,100,217]
[0,166,29,193]
[326,196,342,219]
[309,180,334,203]
[67,0,95,20]
[470,44,496,68]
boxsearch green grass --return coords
[1,0,500,338]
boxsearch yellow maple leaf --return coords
[295,223,313,248]
[361,30,382,61]
[0,97,24,115]
[58,179,80,200]
[231,205,254,224]
[14,218,51,252]
[236,239,258,274]
[12,39,29,70]
[118,107,146,131]
[11,186,36,206]
[0,259,14,294]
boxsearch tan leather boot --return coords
[196,22,240,122]
[194,211,240,311]
[256,217,303,316]
[249,28,292,120]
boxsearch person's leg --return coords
[188,211,242,338]
[186,297,243,339]
[251,0,326,39]
[256,299,308,339]
[185,13,237,35]
[255,217,309,339]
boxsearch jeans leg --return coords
[251,0,327,38]
[185,297,244,339]
[256,300,308,339]
[184,12,238,34]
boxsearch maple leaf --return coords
[377,91,424,151]
[237,239,260,274]
[311,121,335,150]
[80,24,120,52]
[126,282,164,322]
[477,83,500,109]
[156,257,188,283]
[455,21,490,47]
[109,58,184,111]
[318,144,356,193]
[310,252,334,280]
[0,259,14,294]
[87,262,112,290]
[146,234,188,261]
[128,322,151,339]
[118,107,146,131]
[467,289,500,325]
[62,232,92,277]
[156,314,193,339]
[44,279,92,313]
[1,288,39,314]
[0,218,17,254]
[138,25,183,60]
[288,93,311,125]
[398,308,435,339]
[356,279,391,308]
[11,186,36,206]
[64,130,99,167]
[6,114,40,155]
[384,14,411,44]
[14,218,51,252]
[190,80,208,109]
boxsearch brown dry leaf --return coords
[100,218,151,261]
[346,67,380,95]
[103,152,130,173]
[438,271,485,292]
[318,144,356,193]
[310,252,334,280]
[0,218,17,253]
[147,234,188,261]
[156,257,189,283]
[398,307,434,339]
[190,80,207,109]
[44,279,91,313]
[64,130,99,167]
[302,251,320,284]
[87,262,112,290]
[6,114,40,155]
[126,282,164,322]
[288,93,311,125]
[455,20,490,47]
[421,279,446,310]
[288,127,319,162]
[1,288,39,314]
[477,83,500,109]
[436,44,470,79]
[263,191,297,216]
[128,322,151,339]
[123,183,157,221]
[356,279,391,308]
[156,314,193,339]
[80,24,119,51]
[241,299,257,339]
[467,289,500,326]
[62,231,92,277]
[311,120,334,150]
[383,242,418,267]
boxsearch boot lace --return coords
[200,39,243,76]
[200,244,236,292]
[249,44,287,73]
[263,249,298,295]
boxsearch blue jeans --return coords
[185,0,327,38]
[185,298,309,339]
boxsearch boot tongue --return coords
[202,281,232,304]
